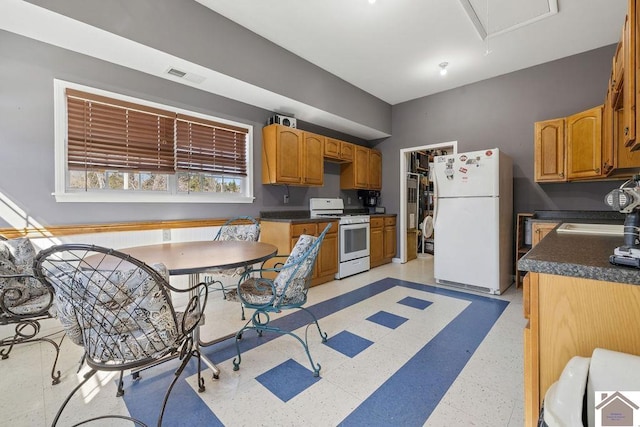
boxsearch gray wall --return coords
[26,0,391,135]
[0,31,363,228]
[0,23,622,231]
[379,44,621,219]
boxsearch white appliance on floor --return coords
[309,198,371,279]
[432,148,513,294]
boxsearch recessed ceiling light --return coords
[439,62,449,76]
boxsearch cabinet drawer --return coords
[291,223,317,237]
[318,221,337,235]
[370,217,384,228]
[384,217,396,226]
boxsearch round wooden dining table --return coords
[113,240,278,278]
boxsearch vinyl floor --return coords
[0,256,526,426]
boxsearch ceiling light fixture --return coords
[439,62,449,76]
[368,0,376,4]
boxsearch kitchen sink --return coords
[556,222,624,236]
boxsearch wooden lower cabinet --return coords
[531,221,559,246]
[384,216,397,260]
[370,215,397,268]
[523,272,640,427]
[259,220,338,286]
[370,218,384,266]
[317,228,338,280]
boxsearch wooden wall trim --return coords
[0,218,235,239]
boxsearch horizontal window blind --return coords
[66,89,248,176]
[176,114,248,177]
[66,89,175,173]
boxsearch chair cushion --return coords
[273,234,317,299]
[226,277,306,307]
[49,263,181,363]
[211,223,260,277]
[0,238,50,309]
[217,224,260,242]
[225,278,274,305]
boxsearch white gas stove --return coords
[309,198,370,224]
[309,198,370,279]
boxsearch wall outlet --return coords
[347,197,351,205]
[162,229,171,241]
[284,194,289,204]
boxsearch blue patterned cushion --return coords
[217,224,260,242]
[48,263,182,363]
[273,234,317,299]
[209,222,261,278]
[227,234,320,308]
[0,238,49,309]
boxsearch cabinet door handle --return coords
[595,167,600,174]
[624,127,630,136]
[559,172,564,178]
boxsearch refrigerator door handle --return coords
[433,167,439,228]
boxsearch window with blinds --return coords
[54,80,253,203]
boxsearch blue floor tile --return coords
[324,330,374,358]
[398,296,433,310]
[366,310,408,329]
[121,277,510,426]
[256,359,321,402]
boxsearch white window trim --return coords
[53,79,255,203]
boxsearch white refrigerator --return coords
[432,148,513,294]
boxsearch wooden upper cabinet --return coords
[368,149,382,190]
[534,106,604,182]
[623,3,636,147]
[534,118,566,182]
[340,142,354,161]
[324,138,355,162]
[614,40,624,94]
[263,125,303,185]
[354,145,370,188]
[615,86,640,169]
[566,106,603,180]
[324,137,341,159]
[302,132,324,186]
[262,124,323,186]
[341,145,371,189]
[602,76,615,174]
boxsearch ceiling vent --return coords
[459,0,558,39]
[165,67,206,84]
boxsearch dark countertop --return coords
[533,210,625,221]
[259,217,332,224]
[518,220,640,285]
[259,210,396,223]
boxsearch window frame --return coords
[53,79,254,203]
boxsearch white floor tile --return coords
[0,257,525,426]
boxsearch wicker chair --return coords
[204,216,260,319]
[34,244,208,427]
[225,223,331,377]
[0,235,62,385]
